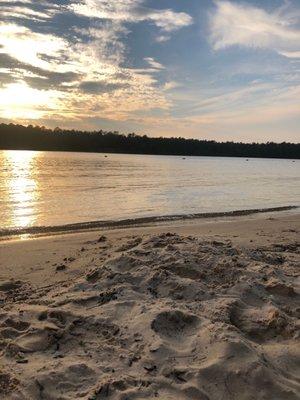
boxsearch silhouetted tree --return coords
[0,123,299,159]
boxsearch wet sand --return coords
[0,211,299,399]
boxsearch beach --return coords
[0,211,299,399]
[1,0,300,398]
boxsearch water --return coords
[0,150,299,232]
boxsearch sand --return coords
[0,211,299,399]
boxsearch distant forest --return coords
[0,123,299,159]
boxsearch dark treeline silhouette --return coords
[0,123,299,159]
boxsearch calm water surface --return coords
[0,150,299,230]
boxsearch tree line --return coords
[0,123,299,159]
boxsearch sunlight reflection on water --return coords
[1,150,40,229]
[0,150,299,230]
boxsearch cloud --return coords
[0,6,54,21]
[0,24,68,70]
[0,52,80,90]
[280,50,300,59]
[0,72,15,87]
[181,80,300,131]
[163,81,181,91]
[70,0,193,32]
[1,0,296,143]
[0,0,62,22]
[142,8,193,32]
[0,1,179,122]
[128,81,299,142]
[79,80,129,94]
[155,34,171,43]
[210,1,300,58]
[144,57,165,70]
[24,73,79,91]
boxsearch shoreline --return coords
[1,205,298,241]
[0,211,299,283]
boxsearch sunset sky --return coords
[0,0,299,142]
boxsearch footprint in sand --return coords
[151,310,200,341]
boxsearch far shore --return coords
[1,123,299,160]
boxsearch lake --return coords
[0,150,299,233]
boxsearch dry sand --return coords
[0,212,299,399]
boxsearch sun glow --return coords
[0,83,60,119]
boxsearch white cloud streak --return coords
[210,1,300,58]
[144,57,165,70]
[70,0,193,32]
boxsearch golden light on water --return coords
[3,150,40,229]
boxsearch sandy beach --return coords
[0,211,299,399]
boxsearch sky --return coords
[0,0,299,143]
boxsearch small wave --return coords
[0,205,297,241]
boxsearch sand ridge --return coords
[0,219,299,399]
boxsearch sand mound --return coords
[0,233,299,399]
